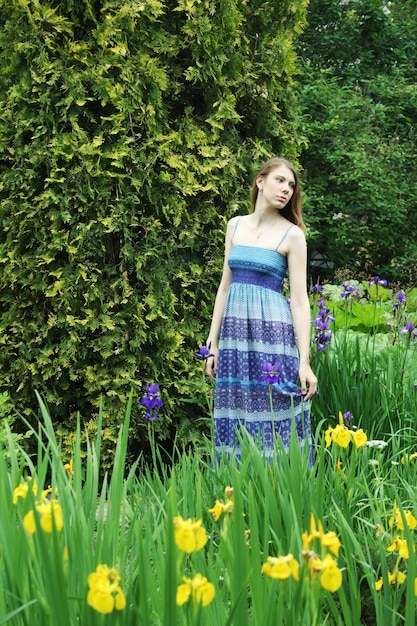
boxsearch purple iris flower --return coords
[343,412,353,423]
[194,342,215,360]
[312,299,334,351]
[340,282,361,298]
[400,321,417,339]
[368,276,388,287]
[314,331,333,351]
[258,361,281,384]
[140,383,164,421]
[393,291,406,312]
[312,284,323,294]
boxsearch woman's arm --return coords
[286,227,317,400]
[204,218,236,379]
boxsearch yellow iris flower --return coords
[13,482,30,503]
[87,564,126,614]
[12,478,37,504]
[173,516,208,553]
[319,554,343,592]
[300,514,343,592]
[320,530,341,557]
[23,499,63,535]
[351,428,367,448]
[325,411,367,449]
[389,501,417,531]
[387,536,412,560]
[375,570,407,590]
[176,573,215,607]
[401,451,417,464]
[332,425,351,448]
[302,514,341,557]
[208,486,234,521]
[64,458,73,475]
[208,501,226,522]
[38,500,64,533]
[262,554,300,581]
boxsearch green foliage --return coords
[0,391,31,456]
[0,0,309,462]
[298,0,417,81]
[297,0,417,284]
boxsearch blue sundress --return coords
[213,222,311,460]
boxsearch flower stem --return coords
[269,384,275,446]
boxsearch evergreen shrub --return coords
[0,0,308,465]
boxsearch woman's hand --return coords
[204,349,218,380]
[299,363,317,401]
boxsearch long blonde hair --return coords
[249,157,306,234]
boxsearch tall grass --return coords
[312,330,417,438]
[2,390,417,625]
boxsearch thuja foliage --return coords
[0,0,308,463]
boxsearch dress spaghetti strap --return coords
[276,224,294,252]
[231,216,242,242]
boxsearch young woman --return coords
[204,156,317,459]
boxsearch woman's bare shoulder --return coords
[227,215,243,227]
[225,214,245,235]
[288,223,306,243]
[284,223,307,258]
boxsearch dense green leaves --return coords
[297,0,417,284]
[0,0,308,462]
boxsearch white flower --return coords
[366,440,388,450]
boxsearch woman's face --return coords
[258,165,295,209]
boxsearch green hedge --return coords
[0,0,308,465]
